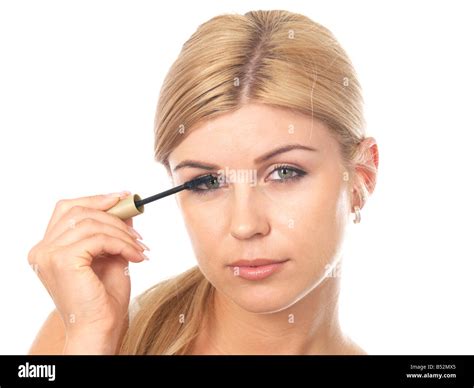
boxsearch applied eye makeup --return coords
[185,164,308,200]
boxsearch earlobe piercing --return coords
[353,206,361,224]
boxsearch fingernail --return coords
[136,240,150,251]
[139,252,150,261]
[128,226,143,240]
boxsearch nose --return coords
[229,183,270,240]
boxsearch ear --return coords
[351,137,379,210]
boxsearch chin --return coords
[228,286,298,314]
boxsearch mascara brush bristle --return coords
[184,174,216,189]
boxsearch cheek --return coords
[178,198,226,264]
[284,172,350,268]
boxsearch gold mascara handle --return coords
[106,194,145,220]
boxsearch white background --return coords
[1,0,473,354]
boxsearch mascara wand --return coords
[106,174,215,220]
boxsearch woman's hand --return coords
[27,192,149,354]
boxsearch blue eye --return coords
[188,165,306,196]
[188,174,221,195]
[268,164,307,183]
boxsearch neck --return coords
[194,275,350,355]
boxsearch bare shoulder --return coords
[28,309,66,355]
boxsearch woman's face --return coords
[168,103,353,314]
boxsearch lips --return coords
[228,258,289,281]
[229,258,288,267]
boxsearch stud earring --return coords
[353,206,361,224]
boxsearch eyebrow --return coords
[172,143,318,172]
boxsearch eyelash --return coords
[188,164,307,196]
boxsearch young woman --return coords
[28,9,378,355]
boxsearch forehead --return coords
[168,103,335,167]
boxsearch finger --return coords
[44,191,131,238]
[124,218,133,228]
[45,205,141,244]
[52,218,148,253]
[56,233,148,265]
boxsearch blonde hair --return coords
[120,9,373,354]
